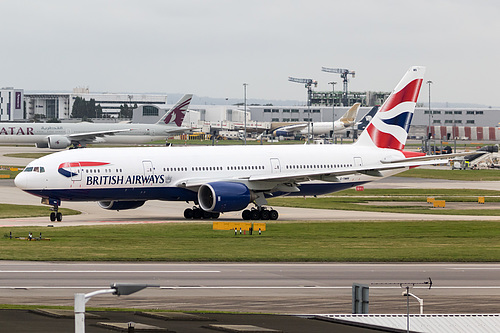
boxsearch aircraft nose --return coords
[14,171,27,189]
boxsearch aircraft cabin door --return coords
[142,160,154,176]
[353,157,363,167]
[270,158,281,173]
[70,162,82,182]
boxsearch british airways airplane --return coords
[14,66,464,222]
[0,94,192,149]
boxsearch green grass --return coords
[4,153,52,159]
[327,188,500,197]
[0,167,23,179]
[0,204,80,218]
[398,168,500,181]
[1,221,499,262]
[268,188,500,216]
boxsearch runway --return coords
[1,261,499,314]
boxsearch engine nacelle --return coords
[198,182,251,213]
[98,200,146,211]
[35,142,49,148]
[47,135,72,149]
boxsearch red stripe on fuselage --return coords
[401,151,425,158]
[59,161,110,169]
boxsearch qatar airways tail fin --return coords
[157,94,193,127]
[355,66,425,150]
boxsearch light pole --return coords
[243,83,248,145]
[426,80,433,153]
[402,290,424,315]
[328,81,337,140]
[75,283,158,333]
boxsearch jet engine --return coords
[98,200,146,211]
[47,135,72,149]
[198,182,252,213]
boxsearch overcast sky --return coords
[1,0,500,106]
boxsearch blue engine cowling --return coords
[98,200,146,211]
[198,182,251,212]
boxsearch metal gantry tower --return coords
[288,76,318,142]
[321,67,355,106]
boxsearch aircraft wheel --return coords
[193,208,202,219]
[270,210,279,220]
[184,208,194,219]
[242,210,251,220]
[250,210,260,220]
[202,210,212,219]
[50,212,56,222]
[56,212,62,222]
[260,210,270,220]
[210,212,220,219]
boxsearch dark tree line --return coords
[71,97,136,119]
[71,97,103,120]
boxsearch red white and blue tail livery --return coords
[16,66,480,222]
[356,66,424,150]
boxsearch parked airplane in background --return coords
[272,103,360,137]
[15,66,475,222]
[356,105,378,131]
[0,94,192,149]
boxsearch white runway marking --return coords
[0,270,220,273]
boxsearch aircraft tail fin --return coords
[354,66,425,150]
[339,103,360,126]
[356,106,378,131]
[157,94,193,126]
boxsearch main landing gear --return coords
[242,207,278,221]
[184,207,220,220]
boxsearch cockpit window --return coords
[23,166,45,173]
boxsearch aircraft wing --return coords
[379,151,486,164]
[176,153,463,191]
[275,123,308,132]
[68,129,132,141]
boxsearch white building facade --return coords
[24,88,168,120]
[0,87,24,121]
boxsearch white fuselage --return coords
[15,144,407,203]
[0,122,177,145]
[298,121,352,136]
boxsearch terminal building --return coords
[0,87,24,121]
[2,86,499,141]
[23,87,167,120]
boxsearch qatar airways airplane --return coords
[0,94,192,149]
[14,66,470,222]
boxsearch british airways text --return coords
[86,174,165,186]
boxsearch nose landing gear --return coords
[42,198,62,222]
